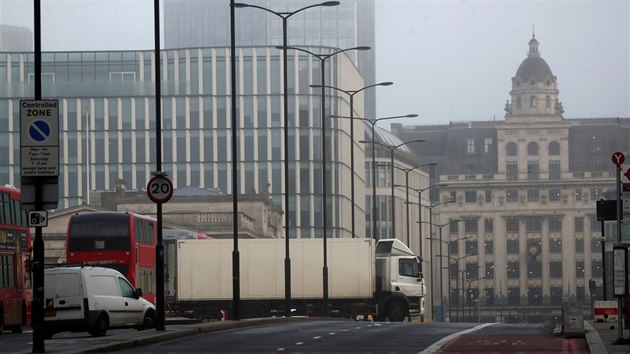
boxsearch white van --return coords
[44,266,155,338]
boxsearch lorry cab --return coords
[375,239,425,321]
[44,266,155,338]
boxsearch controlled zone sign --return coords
[147,175,173,203]
[20,100,59,177]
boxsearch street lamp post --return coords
[423,199,454,321]
[437,253,477,322]
[282,45,370,316]
[394,163,437,246]
[310,82,393,238]
[235,0,340,318]
[335,114,417,240]
[424,219,463,322]
[360,140,425,239]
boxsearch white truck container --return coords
[165,238,425,321]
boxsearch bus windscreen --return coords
[68,214,131,251]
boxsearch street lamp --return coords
[359,139,425,239]
[235,0,339,318]
[422,199,455,320]
[310,82,393,238]
[409,184,448,261]
[394,163,437,246]
[437,253,477,322]
[424,219,463,322]
[334,113,417,240]
[281,45,370,316]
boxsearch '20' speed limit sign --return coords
[147,175,173,203]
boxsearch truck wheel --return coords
[386,300,408,322]
[243,302,270,319]
[88,314,109,337]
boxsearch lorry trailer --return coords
[165,238,425,321]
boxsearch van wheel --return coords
[386,300,408,322]
[88,314,108,337]
[140,310,155,330]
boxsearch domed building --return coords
[392,35,630,323]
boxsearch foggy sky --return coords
[1,0,628,126]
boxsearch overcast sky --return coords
[1,0,628,127]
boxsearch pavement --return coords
[32,317,630,353]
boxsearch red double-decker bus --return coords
[0,185,32,333]
[66,211,157,304]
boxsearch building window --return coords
[592,260,603,277]
[527,162,539,180]
[549,161,561,180]
[508,288,520,305]
[465,191,477,203]
[466,263,478,279]
[485,240,494,254]
[530,95,536,108]
[485,263,494,277]
[464,218,478,233]
[526,217,542,232]
[506,161,518,181]
[527,142,539,155]
[575,188,582,201]
[507,240,519,254]
[575,217,584,232]
[506,217,519,233]
[545,95,551,108]
[485,190,492,203]
[465,240,477,255]
[506,142,518,156]
[576,238,584,253]
[592,239,602,252]
[549,141,560,155]
[528,259,542,279]
[484,138,492,153]
[549,238,562,253]
[591,187,602,200]
[549,189,561,201]
[449,220,459,233]
[591,135,602,151]
[550,262,563,278]
[484,218,493,232]
[507,262,520,278]
[527,189,539,202]
[576,261,585,278]
[528,287,543,305]
[506,189,518,202]
[466,139,475,154]
[549,216,563,232]
[550,287,563,305]
[449,240,459,255]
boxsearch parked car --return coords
[44,266,155,338]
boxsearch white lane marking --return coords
[277,348,285,351]
[329,332,336,335]
[313,336,321,339]
[295,342,304,345]
[420,323,496,354]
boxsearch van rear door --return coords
[45,270,84,321]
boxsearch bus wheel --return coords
[10,303,25,333]
[88,314,108,337]
[0,305,4,334]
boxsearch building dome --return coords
[513,36,555,85]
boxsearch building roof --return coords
[514,35,554,84]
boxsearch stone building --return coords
[392,35,630,323]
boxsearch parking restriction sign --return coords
[20,100,59,177]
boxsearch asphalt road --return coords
[115,320,479,353]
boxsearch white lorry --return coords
[165,238,425,321]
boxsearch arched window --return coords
[506,142,518,156]
[530,95,537,108]
[528,142,539,155]
[549,141,560,155]
[546,95,551,108]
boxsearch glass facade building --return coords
[163,0,377,118]
[0,46,372,239]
